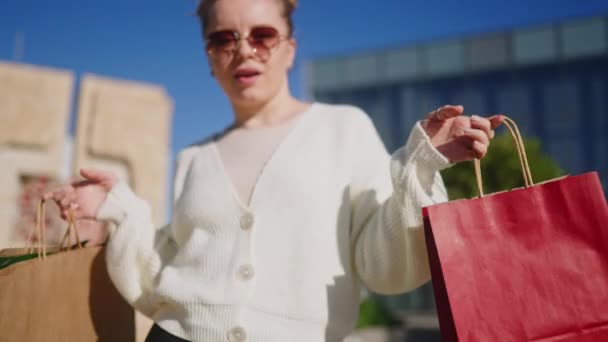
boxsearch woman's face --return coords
[205,0,295,108]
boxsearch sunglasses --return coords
[205,26,288,61]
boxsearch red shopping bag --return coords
[424,118,608,341]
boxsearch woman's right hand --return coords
[44,168,118,222]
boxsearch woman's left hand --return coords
[421,105,504,163]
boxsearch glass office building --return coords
[307,13,608,337]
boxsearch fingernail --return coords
[464,128,475,134]
[471,115,481,122]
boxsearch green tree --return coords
[356,295,401,329]
[441,132,564,200]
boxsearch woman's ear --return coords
[286,38,297,70]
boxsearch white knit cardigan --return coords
[97,103,450,342]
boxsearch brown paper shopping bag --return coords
[0,200,135,342]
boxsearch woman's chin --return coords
[229,88,270,105]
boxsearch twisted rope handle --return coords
[31,199,82,260]
[60,210,83,251]
[474,117,534,198]
[504,117,533,185]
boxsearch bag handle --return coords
[29,199,83,260]
[474,117,534,198]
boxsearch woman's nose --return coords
[234,38,257,59]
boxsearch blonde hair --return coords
[196,0,298,37]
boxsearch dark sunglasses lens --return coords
[249,27,280,49]
[207,31,236,51]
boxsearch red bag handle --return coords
[474,117,534,197]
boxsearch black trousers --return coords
[145,324,190,342]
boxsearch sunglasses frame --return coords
[205,26,289,60]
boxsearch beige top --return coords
[213,110,305,207]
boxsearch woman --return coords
[46,0,502,341]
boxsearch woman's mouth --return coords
[234,69,261,86]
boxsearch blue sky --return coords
[2,0,608,190]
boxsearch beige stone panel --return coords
[74,73,172,225]
[0,62,74,249]
[0,63,72,148]
[73,74,173,342]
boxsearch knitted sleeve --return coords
[349,110,451,294]
[96,147,196,318]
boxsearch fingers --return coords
[80,168,118,190]
[464,114,505,159]
[470,115,494,139]
[450,136,488,160]
[488,115,504,129]
[458,126,489,149]
[471,140,488,159]
[455,120,491,159]
[80,168,108,182]
[42,184,70,202]
[431,108,505,162]
[428,105,464,121]
[42,185,79,221]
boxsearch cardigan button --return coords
[238,264,255,281]
[228,326,247,342]
[240,213,255,230]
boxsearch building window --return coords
[469,34,510,71]
[494,82,534,135]
[590,76,608,180]
[450,86,486,114]
[311,60,341,91]
[384,48,420,82]
[425,40,466,77]
[513,26,557,65]
[344,54,379,87]
[591,76,607,148]
[365,91,397,151]
[541,78,581,138]
[561,17,607,59]
[399,87,424,140]
[546,138,584,174]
